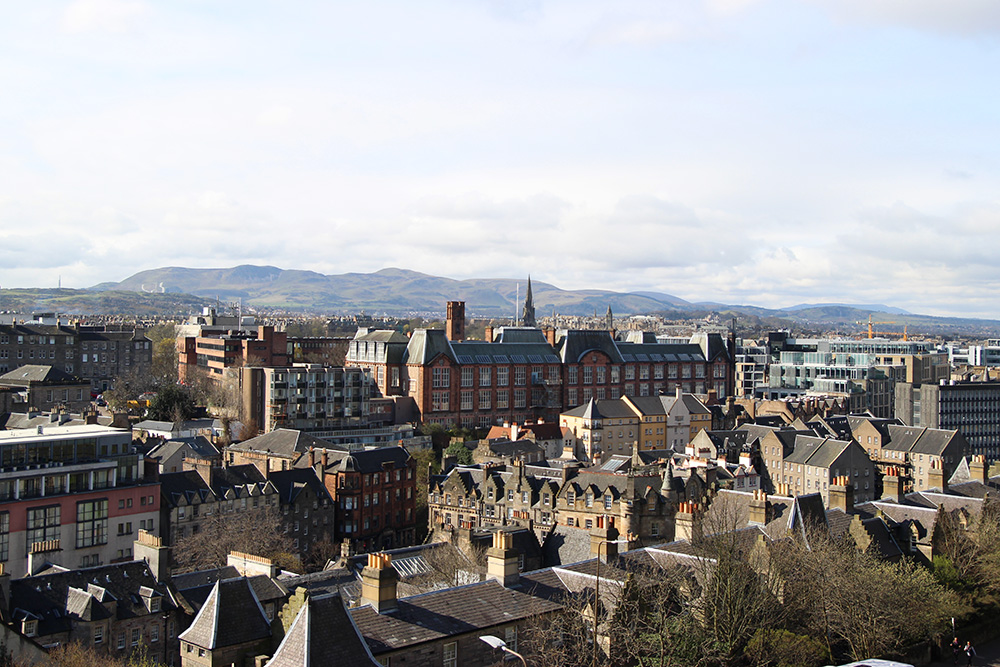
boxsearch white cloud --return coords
[61,0,149,34]
[810,0,1000,35]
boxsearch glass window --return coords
[76,499,108,548]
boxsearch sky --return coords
[1,1,999,317]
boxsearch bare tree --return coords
[172,503,296,572]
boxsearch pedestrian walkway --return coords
[929,638,1000,667]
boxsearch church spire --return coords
[521,276,537,328]
[606,304,613,332]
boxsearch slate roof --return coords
[883,424,960,455]
[268,468,333,505]
[350,579,562,654]
[326,446,411,474]
[404,329,457,365]
[0,365,83,386]
[556,330,624,364]
[481,439,544,459]
[228,429,343,459]
[147,436,220,464]
[9,561,172,638]
[177,578,271,650]
[265,593,380,667]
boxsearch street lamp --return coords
[480,635,528,667]
[593,537,630,667]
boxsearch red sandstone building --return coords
[346,301,734,428]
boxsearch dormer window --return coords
[149,597,161,613]
[23,619,37,637]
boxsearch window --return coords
[151,625,159,643]
[432,367,450,388]
[478,391,491,410]
[76,499,108,548]
[497,366,509,386]
[118,632,126,650]
[0,512,8,561]
[604,495,612,510]
[131,628,140,647]
[505,626,518,652]
[568,367,578,384]
[460,391,473,411]
[461,367,473,387]
[514,367,526,386]
[27,505,60,548]
[479,367,491,386]
[93,626,103,645]
[443,641,458,667]
[432,391,450,412]
[496,389,509,409]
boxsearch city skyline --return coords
[1,1,998,317]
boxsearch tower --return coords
[521,276,537,328]
[606,305,613,332]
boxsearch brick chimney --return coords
[927,459,947,492]
[361,552,398,613]
[674,502,701,542]
[484,325,494,343]
[970,455,988,484]
[589,517,620,562]
[828,476,854,513]
[882,466,904,502]
[446,301,466,342]
[486,530,520,587]
[748,490,772,526]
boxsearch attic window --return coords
[23,620,37,637]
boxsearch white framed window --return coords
[443,641,457,667]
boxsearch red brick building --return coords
[177,326,289,385]
[346,307,733,428]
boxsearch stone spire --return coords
[606,304,613,332]
[521,276,537,328]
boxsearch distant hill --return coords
[0,289,207,316]
[91,266,690,316]
[784,302,912,315]
[0,263,975,336]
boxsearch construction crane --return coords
[856,315,908,341]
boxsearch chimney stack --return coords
[748,490,771,526]
[674,502,701,542]
[134,530,171,583]
[970,455,988,485]
[882,466,904,502]
[484,325,494,343]
[589,517,620,562]
[486,530,520,587]
[361,553,398,614]
[445,301,466,342]
[927,459,947,492]
[828,476,854,513]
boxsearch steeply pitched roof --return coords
[265,593,380,667]
[10,561,173,638]
[177,578,271,650]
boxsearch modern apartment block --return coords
[766,336,947,418]
[238,364,371,433]
[0,424,160,577]
[895,380,1000,460]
